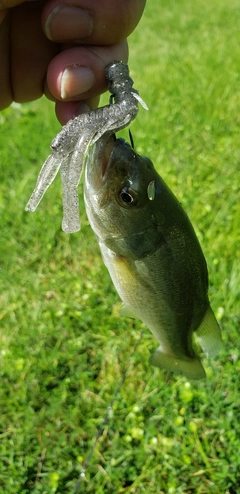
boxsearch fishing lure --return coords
[25,62,148,233]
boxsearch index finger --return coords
[0,0,35,8]
[0,0,38,23]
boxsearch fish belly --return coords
[99,241,209,379]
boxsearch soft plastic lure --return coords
[25,61,148,233]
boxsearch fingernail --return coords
[45,6,93,41]
[60,66,95,100]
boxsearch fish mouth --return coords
[100,134,116,179]
[100,134,135,182]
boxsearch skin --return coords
[0,0,146,124]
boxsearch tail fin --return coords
[149,349,206,380]
[195,306,223,358]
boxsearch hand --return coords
[0,0,146,124]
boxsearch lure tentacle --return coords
[25,61,148,233]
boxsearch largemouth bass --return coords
[84,135,223,380]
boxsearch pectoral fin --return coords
[195,306,223,359]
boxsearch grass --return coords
[0,0,240,492]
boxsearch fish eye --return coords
[117,186,138,207]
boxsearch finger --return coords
[46,41,128,103]
[0,11,7,23]
[0,0,33,9]
[0,12,12,109]
[10,3,59,103]
[42,0,146,44]
[55,96,100,125]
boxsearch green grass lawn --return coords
[0,0,240,492]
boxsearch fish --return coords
[84,134,223,380]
